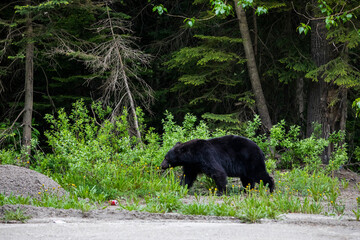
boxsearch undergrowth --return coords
[0,192,96,212]
[0,100,357,222]
[1,208,31,223]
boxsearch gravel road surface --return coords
[1,214,360,240]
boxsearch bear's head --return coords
[267,175,275,193]
[161,142,183,169]
[161,139,205,169]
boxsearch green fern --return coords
[201,112,244,131]
[165,33,247,113]
[279,56,314,73]
[202,112,240,124]
[166,46,241,69]
[190,94,222,105]
[262,2,286,9]
[179,74,209,86]
[327,27,360,49]
[305,57,360,87]
[194,34,243,44]
[270,56,315,83]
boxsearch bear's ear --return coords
[176,145,187,153]
[175,142,182,146]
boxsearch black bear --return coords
[161,135,274,194]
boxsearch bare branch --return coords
[291,1,360,21]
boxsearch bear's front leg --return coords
[180,166,198,189]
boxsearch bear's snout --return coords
[161,159,169,169]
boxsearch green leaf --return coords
[184,18,195,28]
[255,6,268,16]
[240,0,254,9]
[352,98,360,117]
[7,53,25,60]
[325,17,337,30]
[297,23,311,35]
[152,5,167,15]
[211,0,232,16]
[298,26,304,35]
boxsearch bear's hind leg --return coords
[240,176,255,192]
[209,170,228,195]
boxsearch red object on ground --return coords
[109,200,119,206]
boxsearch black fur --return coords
[161,135,274,194]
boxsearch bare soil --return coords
[0,165,66,200]
[333,169,360,216]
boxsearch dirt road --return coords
[1,213,360,240]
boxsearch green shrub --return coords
[0,149,20,165]
[244,116,347,172]
[34,100,217,199]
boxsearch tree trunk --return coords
[22,0,34,156]
[307,19,332,164]
[252,9,258,57]
[234,1,272,131]
[296,77,305,121]
[120,59,142,140]
[307,18,347,164]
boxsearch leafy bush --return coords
[0,150,20,165]
[33,100,221,199]
[244,116,348,173]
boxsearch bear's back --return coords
[208,135,259,152]
[207,135,264,165]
